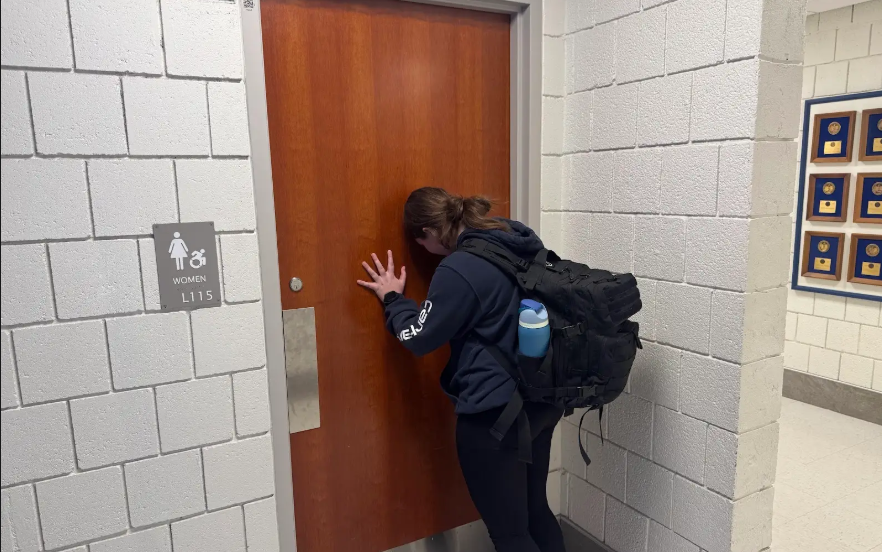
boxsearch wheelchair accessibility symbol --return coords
[190,249,207,269]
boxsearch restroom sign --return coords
[153,222,222,311]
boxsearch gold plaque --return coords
[828,121,841,135]
[824,141,842,154]
[823,182,836,194]
[874,137,882,153]
[814,258,831,271]
[819,200,837,213]
[868,244,880,257]
[869,201,882,215]
[861,262,880,277]
[818,240,831,253]
[874,183,882,195]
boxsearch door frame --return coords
[238,0,543,549]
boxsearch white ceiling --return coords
[807,0,868,14]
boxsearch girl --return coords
[357,187,566,552]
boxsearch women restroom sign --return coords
[153,222,222,311]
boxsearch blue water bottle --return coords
[518,299,551,358]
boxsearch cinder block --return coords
[804,31,837,66]
[156,376,234,452]
[581,431,627,501]
[91,526,172,552]
[742,287,787,363]
[596,0,638,24]
[572,25,615,92]
[29,72,126,155]
[658,145,719,216]
[0,332,18,409]
[544,0,566,36]
[656,283,712,354]
[756,61,802,140]
[191,303,266,376]
[616,8,664,84]
[177,160,256,232]
[138,238,161,311]
[36,467,127,549]
[1,70,32,154]
[796,314,827,347]
[819,5,853,29]
[839,354,874,388]
[541,212,564,253]
[107,312,192,390]
[630,342,681,411]
[50,240,142,319]
[543,37,566,97]
[814,60,849,96]
[567,476,605,540]
[14,320,110,404]
[587,214,633,274]
[681,352,740,431]
[220,234,261,303]
[0,485,41,552]
[566,0,594,34]
[233,369,271,437]
[203,435,274,509]
[1,402,74,486]
[565,152,615,211]
[672,476,734,551]
[738,356,783,432]
[653,405,707,484]
[665,0,726,73]
[710,291,746,364]
[805,13,819,33]
[836,23,872,60]
[685,218,749,291]
[732,0,805,62]
[564,91,592,152]
[730,488,774,552]
[784,340,809,371]
[718,141,797,217]
[871,24,882,56]
[637,74,691,146]
[208,82,250,156]
[1,159,91,242]
[803,66,816,97]
[854,0,882,20]
[847,56,882,92]
[561,212,590,262]
[541,156,563,210]
[0,0,72,68]
[591,84,637,150]
[161,0,243,79]
[717,143,753,217]
[746,216,791,291]
[244,498,280,552]
[785,312,797,341]
[69,0,163,74]
[172,508,245,552]
[845,298,880,325]
[70,389,158,469]
[1,245,54,326]
[626,453,673,527]
[125,450,205,527]
[607,393,653,459]
[706,423,778,500]
[632,278,656,341]
[691,61,759,141]
[874,360,882,391]
[859,325,882,360]
[826,319,860,354]
[89,160,177,237]
[124,78,209,156]
[605,498,648,552]
[788,290,814,314]
[648,520,700,552]
[542,97,564,154]
[613,149,662,213]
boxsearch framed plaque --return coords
[810,111,856,163]
[858,108,882,162]
[801,231,845,280]
[848,233,882,286]
[806,173,849,221]
[853,173,882,224]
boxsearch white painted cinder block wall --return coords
[0,1,281,551]
[784,0,882,392]
[541,0,806,550]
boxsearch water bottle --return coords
[518,299,551,358]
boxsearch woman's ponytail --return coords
[404,187,509,249]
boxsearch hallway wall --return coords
[784,1,882,392]
[0,1,280,551]
[543,0,805,550]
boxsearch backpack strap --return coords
[459,238,530,278]
[488,390,533,464]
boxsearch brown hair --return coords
[404,187,510,249]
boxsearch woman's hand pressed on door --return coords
[357,250,406,300]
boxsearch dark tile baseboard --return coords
[783,369,882,425]
[560,517,613,552]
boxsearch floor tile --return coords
[772,482,831,524]
[773,520,861,552]
[831,481,882,524]
[785,502,882,551]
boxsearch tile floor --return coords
[773,398,882,552]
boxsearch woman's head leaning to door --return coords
[404,187,510,256]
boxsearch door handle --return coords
[282,307,321,434]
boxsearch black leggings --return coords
[456,402,566,552]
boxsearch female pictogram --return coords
[169,232,189,271]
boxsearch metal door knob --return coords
[289,277,303,292]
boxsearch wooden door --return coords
[261,1,510,550]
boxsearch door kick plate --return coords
[282,307,321,434]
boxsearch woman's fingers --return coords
[356,279,379,290]
[386,250,394,274]
[399,265,407,284]
[372,253,386,275]
[362,261,379,281]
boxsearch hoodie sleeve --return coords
[384,266,479,357]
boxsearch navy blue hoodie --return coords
[384,220,545,414]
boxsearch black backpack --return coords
[460,238,642,465]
